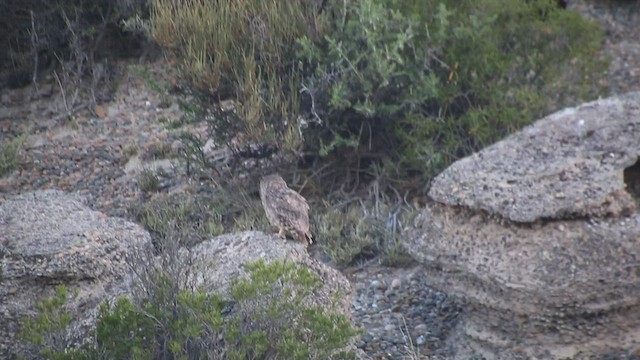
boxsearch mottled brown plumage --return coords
[259,174,313,246]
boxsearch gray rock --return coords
[0,190,153,357]
[429,91,640,223]
[187,231,353,314]
[406,93,640,359]
[408,204,640,359]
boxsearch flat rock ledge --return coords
[429,91,640,223]
[406,92,640,360]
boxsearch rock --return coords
[429,91,640,223]
[406,93,640,360]
[187,231,353,315]
[390,278,402,289]
[0,190,153,358]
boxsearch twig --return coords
[51,104,89,123]
[400,315,421,360]
[52,70,69,113]
[299,84,323,126]
[29,10,40,97]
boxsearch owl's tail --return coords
[305,232,313,246]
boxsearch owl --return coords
[259,174,313,246]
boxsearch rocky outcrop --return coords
[0,190,153,358]
[429,92,640,223]
[406,92,640,359]
[1,190,360,359]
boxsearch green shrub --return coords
[136,168,161,193]
[227,260,359,360]
[297,0,606,183]
[19,261,359,360]
[95,286,227,360]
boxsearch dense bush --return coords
[19,260,359,359]
[297,0,606,183]
[153,0,605,188]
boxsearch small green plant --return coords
[18,286,76,358]
[124,143,138,158]
[0,134,27,177]
[136,168,161,193]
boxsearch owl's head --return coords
[260,174,287,187]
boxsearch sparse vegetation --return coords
[0,134,26,177]
[313,205,379,267]
[123,143,138,158]
[143,141,173,160]
[136,168,161,193]
[230,192,271,233]
[18,261,360,360]
[129,193,225,248]
[0,1,148,105]
[18,285,80,359]
[129,64,172,108]
[149,0,322,154]
[313,197,415,268]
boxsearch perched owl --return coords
[259,174,313,246]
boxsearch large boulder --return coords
[429,92,639,222]
[0,190,153,358]
[187,231,353,313]
[406,92,640,359]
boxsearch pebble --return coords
[390,278,402,289]
[351,265,461,359]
